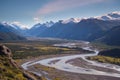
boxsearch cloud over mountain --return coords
[38,0,105,15]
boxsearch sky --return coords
[0,0,120,28]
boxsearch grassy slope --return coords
[0,55,27,80]
[88,56,120,65]
[89,42,120,65]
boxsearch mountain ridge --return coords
[0,11,120,46]
[0,22,26,41]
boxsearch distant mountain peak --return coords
[0,22,9,26]
[11,22,28,30]
[0,21,28,30]
[110,11,120,15]
[44,21,54,27]
[32,21,54,29]
[95,11,120,20]
[62,18,81,24]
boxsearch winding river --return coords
[21,42,120,78]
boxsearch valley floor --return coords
[1,40,120,80]
[21,54,120,80]
[21,42,120,80]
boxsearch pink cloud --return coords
[37,0,105,15]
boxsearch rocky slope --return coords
[0,45,39,80]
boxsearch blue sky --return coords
[0,0,120,28]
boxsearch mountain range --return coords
[0,22,26,40]
[0,11,120,46]
[95,11,120,20]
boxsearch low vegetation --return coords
[88,56,120,65]
[89,42,120,65]
[1,40,83,59]
[0,55,27,80]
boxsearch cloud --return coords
[12,21,28,29]
[33,17,40,23]
[38,0,104,15]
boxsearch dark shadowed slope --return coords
[36,19,120,41]
[96,25,120,46]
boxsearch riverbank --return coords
[21,42,120,80]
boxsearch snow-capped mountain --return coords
[44,21,54,27]
[11,22,28,30]
[1,11,120,44]
[1,22,28,30]
[31,23,42,28]
[0,22,26,40]
[52,11,120,24]
[0,22,14,29]
[95,11,120,20]
[62,18,81,24]
[27,21,54,36]
[0,22,28,36]
[31,21,54,28]
[61,11,120,23]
